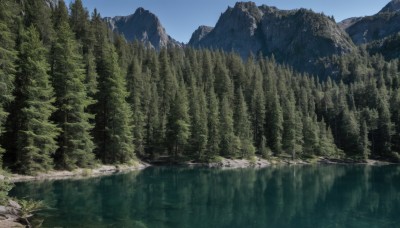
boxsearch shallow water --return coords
[10,165,400,228]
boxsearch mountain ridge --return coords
[342,0,400,45]
[189,2,355,72]
[105,7,182,50]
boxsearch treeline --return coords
[1,0,400,174]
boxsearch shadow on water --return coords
[10,165,400,228]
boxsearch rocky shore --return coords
[0,200,25,228]
[1,157,393,183]
[3,161,150,183]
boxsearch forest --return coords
[1,0,400,175]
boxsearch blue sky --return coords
[66,0,390,43]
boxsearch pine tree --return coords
[340,108,361,156]
[70,0,98,97]
[259,136,272,159]
[250,67,266,147]
[234,88,255,158]
[282,91,297,159]
[166,85,190,158]
[206,84,220,159]
[127,58,145,156]
[360,120,370,160]
[189,81,208,160]
[0,0,17,165]
[15,26,60,174]
[375,86,394,157]
[302,116,319,157]
[51,19,96,170]
[146,83,161,157]
[94,43,135,164]
[23,0,54,45]
[220,95,237,157]
[214,58,233,102]
[159,48,178,116]
[266,88,283,155]
[318,120,338,157]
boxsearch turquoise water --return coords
[10,165,400,228]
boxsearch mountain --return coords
[189,2,265,58]
[188,26,213,45]
[338,17,362,30]
[188,2,355,72]
[343,0,400,45]
[105,7,182,50]
[379,0,400,13]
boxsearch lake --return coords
[10,165,400,228]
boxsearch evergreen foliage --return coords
[2,1,400,174]
[14,26,60,174]
[94,43,135,164]
[51,15,96,170]
[0,0,17,166]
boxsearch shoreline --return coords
[2,161,150,183]
[1,157,395,183]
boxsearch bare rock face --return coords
[105,8,182,50]
[260,8,354,68]
[344,0,400,45]
[379,0,400,13]
[338,17,362,30]
[189,1,355,72]
[190,2,264,58]
[188,26,213,45]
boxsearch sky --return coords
[66,0,391,43]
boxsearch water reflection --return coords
[10,165,400,228]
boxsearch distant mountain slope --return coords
[189,2,355,72]
[379,0,400,13]
[105,8,182,50]
[188,26,213,45]
[343,0,400,45]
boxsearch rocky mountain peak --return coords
[189,2,355,72]
[379,0,400,13]
[106,7,182,50]
[188,26,213,45]
[189,1,265,57]
[344,0,400,45]
[231,1,264,21]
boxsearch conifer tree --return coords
[127,58,145,156]
[220,95,237,157]
[266,88,284,155]
[166,85,190,158]
[206,84,220,159]
[282,91,297,158]
[250,67,266,147]
[260,136,272,159]
[69,0,89,41]
[94,43,135,164]
[294,110,304,159]
[302,116,319,157]
[146,83,161,157]
[70,0,98,98]
[51,19,96,170]
[0,0,17,165]
[375,86,394,157]
[15,26,60,174]
[318,120,338,157]
[340,108,361,156]
[234,88,255,158]
[189,81,208,159]
[159,49,178,115]
[23,0,54,45]
[360,120,370,160]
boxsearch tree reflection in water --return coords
[10,165,400,228]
